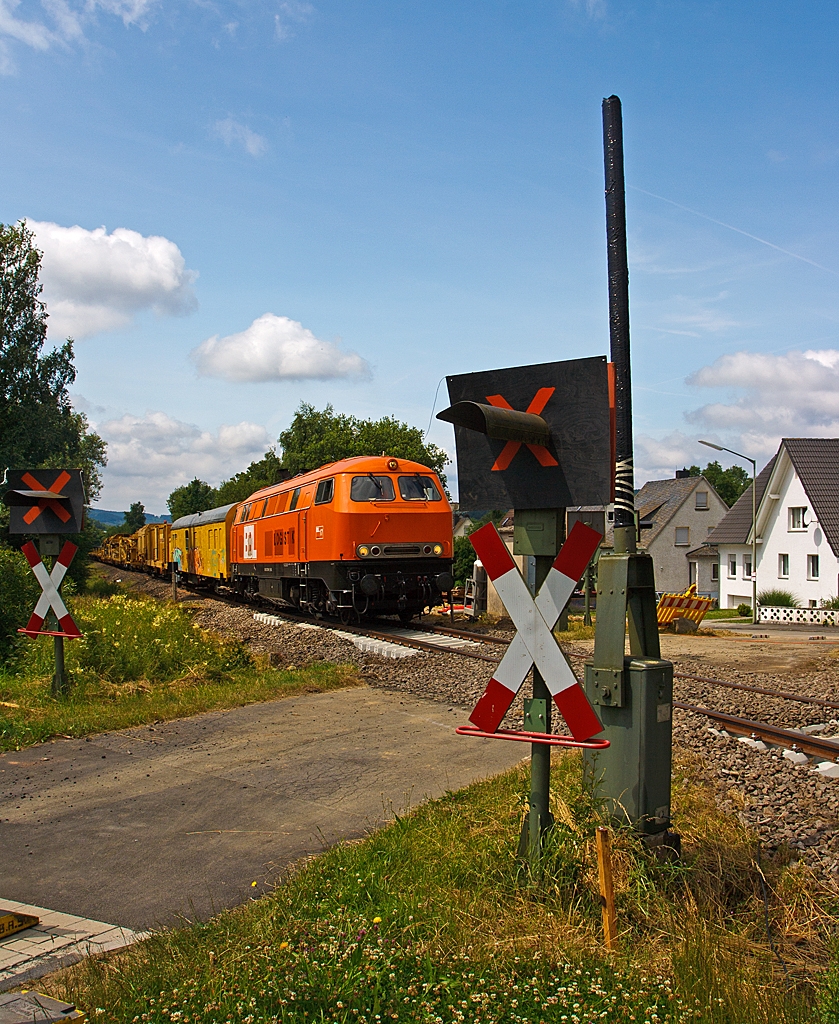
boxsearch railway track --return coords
[250,609,839,764]
[105,565,839,766]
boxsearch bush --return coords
[821,595,839,610]
[452,535,477,587]
[757,589,799,608]
[736,603,752,617]
[0,545,41,663]
[9,593,250,687]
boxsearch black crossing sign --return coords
[437,356,613,510]
[3,469,85,534]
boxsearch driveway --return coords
[0,687,523,931]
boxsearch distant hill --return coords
[88,509,171,526]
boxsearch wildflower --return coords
[373,916,382,924]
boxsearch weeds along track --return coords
[96,562,839,877]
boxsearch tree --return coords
[277,403,449,485]
[688,461,750,507]
[167,478,218,521]
[215,448,288,505]
[123,502,146,533]
[0,221,107,504]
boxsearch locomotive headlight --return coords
[432,543,444,556]
[357,545,370,557]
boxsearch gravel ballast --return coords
[94,565,839,879]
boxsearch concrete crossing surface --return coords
[0,686,522,985]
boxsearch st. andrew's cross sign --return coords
[438,356,612,510]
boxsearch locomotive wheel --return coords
[398,608,415,625]
[340,607,355,626]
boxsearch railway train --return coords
[94,455,455,622]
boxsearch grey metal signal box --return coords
[583,541,674,836]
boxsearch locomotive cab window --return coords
[398,475,441,501]
[315,478,334,504]
[351,475,395,501]
[238,504,251,524]
[289,487,302,511]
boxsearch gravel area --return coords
[92,563,839,880]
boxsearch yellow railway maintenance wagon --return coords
[136,522,171,575]
[171,503,237,588]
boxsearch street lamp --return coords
[699,440,757,624]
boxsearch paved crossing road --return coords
[0,687,522,931]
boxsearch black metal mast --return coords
[602,95,635,550]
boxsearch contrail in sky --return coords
[631,185,839,277]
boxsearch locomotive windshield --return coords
[398,475,442,501]
[351,475,395,501]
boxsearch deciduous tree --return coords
[0,221,106,503]
[688,461,750,507]
[278,403,449,485]
[167,478,218,521]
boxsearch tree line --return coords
[165,404,449,521]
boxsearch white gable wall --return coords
[758,457,839,607]
[717,542,752,609]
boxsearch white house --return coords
[709,439,839,609]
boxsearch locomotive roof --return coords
[171,502,237,530]
[244,455,439,501]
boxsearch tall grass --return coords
[50,749,832,1023]
[0,592,362,749]
[757,589,799,608]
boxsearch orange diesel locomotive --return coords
[229,455,454,621]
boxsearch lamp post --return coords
[699,440,757,624]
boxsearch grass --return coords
[0,591,363,750]
[704,609,749,620]
[46,748,839,1023]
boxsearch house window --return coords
[675,527,690,546]
[711,562,719,582]
[778,553,789,578]
[695,491,709,510]
[728,556,737,578]
[789,506,808,531]
[744,555,752,578]
[808,554,820,580]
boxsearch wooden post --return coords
[595,826,618,949]
[171,562,178,602]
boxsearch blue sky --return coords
[2,0,838,512]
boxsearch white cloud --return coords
[0,0,155,70]
[30,221,198,338]
[95,410,270,511]
[567,0,606,18]
[274,0,313,39]
[212,117,268,157]
[190,313,370,383]
[634,431,698,481]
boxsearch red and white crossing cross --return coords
[19,541,81,638]
[468,520,602,742]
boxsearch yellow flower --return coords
[279,941,289,950]
[373,916,382,924]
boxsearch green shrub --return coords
[9,593,250,687]
[737,602,752,617]
[757,589,799,608]
[452,535,477,587]
[821,595,839,610]
[0,545,41,663]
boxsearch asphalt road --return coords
[0,687,523,931]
